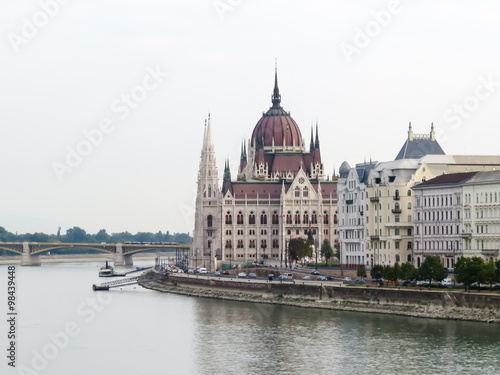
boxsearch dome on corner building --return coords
[339,161,351,178]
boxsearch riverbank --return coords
[140,275,500,324]
[0,253,160,265]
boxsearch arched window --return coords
[311,211,317,224]
[407,190,412,197]
[395,254,400,262]
[203,185,206,198]
[408,202,412,210]
[225,240,232,249]
[260,211,267,225]
[286,211,292,225]
[225,212,232,225]
[237,211,244,225]
[208,185,211,198]
[394,189,400,199]
[323,211,329,225]
[294,211,301,225]
[249,212,255,225]
[207,215,213,228]
[295,186,300,198]
[334,214,337,224]
[303,211,309,225]
[303,187,309,198]
[272,211,279,225]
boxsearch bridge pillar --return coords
[21,242,41,266]
[114,243,125,267]
[124,254,133,267]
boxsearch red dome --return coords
[251,70,302,148]
[251,106,302,148]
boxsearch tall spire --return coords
[310,124,314,152]
[315,121,320,149]
[271,59,281,108]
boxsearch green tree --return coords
[321,239,334,267]
[418,256,447,285]
[401,262,417,280]
[357,265,367,278]
[334,242,340,261]
[288,238,305,263]
[480,259,498,289]
[297,238,313,261]
[64,227,87,243]
[455,256,485,290]
[95,229,111,243]
[371,264,384,279]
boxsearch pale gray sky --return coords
[1,0,500,236]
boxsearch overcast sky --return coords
[1,0,500,236]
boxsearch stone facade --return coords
[192,71,338,269]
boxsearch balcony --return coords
[360,211,364,216]
[346,199,353,205]
[460,231,472,239]
[370,196,379,202]
[481,249,499,257]
[392,208,402,214]
[370,235,380,241]
[393,195,400,201]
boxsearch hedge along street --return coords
[51,65,168,183]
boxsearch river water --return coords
[1,261,500,375]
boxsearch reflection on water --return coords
[1,262,499,375]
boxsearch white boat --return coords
[99,262,114,277]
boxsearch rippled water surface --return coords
[1,262,499,375]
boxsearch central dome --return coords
[251,71,302,149]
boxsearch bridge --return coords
[0,242,190,267]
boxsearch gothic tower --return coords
[192,116,221,269]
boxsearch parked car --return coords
[214,271,221,276]
[311,270,320,275]
[370,278,382,284]
[222,270,230,275]
[237,272,247,278]
[317,276,327,281]
[187,269,194,274]
[248,273,257,279]
[416,280,430,286]
[354,278,365,284]
[402,279,417,286]
[199,268,208,274]
[438,278,452,286]
[268,274,275,281]
[342,277,353,284]
[303,275,311,280]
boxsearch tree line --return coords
[368,255,500,290]
[0,226,192,255]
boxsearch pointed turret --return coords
[222,159,233,195]
[315,122,320,149]
[309,125,314,152]
[271,62,281,108]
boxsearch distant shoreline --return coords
[0,253,160,265]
